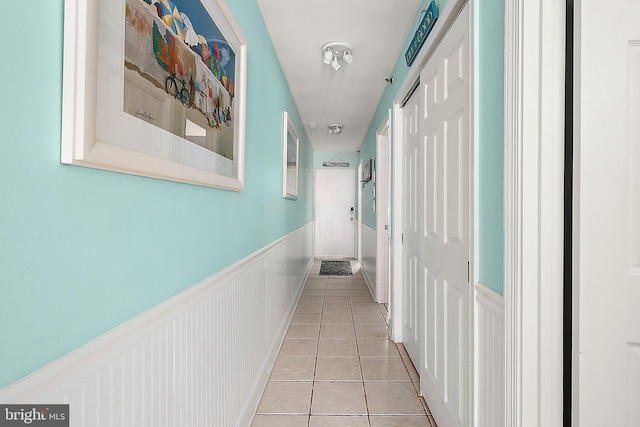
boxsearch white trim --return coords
[360,223,377,299]
[0,224,314,427]
[358,159,364,261]
[504,0,566,425]
[375,110,391,304]
[390,97,403,342]
[476,283,504,317]
[282,111,300,199]
[476,283,505,427]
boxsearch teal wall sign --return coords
[405,1,439,66]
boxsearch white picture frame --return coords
[61,0,247,190]
[282,111,299,200]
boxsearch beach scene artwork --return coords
[123,0,236,160]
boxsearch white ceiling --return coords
[257,0,424,152]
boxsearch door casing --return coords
[504,0,565,425]
[375,111,392,305]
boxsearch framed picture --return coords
[362,158,372,184]
[282,111,299,200]
[61,0,247,190]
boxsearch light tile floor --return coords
[252,260,438,427]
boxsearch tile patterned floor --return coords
[252,260,438,427]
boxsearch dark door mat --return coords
[319,260,353,276]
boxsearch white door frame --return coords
[375,111,391,304]
[357,159,363,261]
[503,0,565,425]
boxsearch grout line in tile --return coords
[258,263,436,424]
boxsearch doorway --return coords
[314,168,356,258]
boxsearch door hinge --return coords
[402,233,404,244]
[467,261,470,282]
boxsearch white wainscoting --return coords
[0,223,314,427]
[475,283,505,427]
[360,223,377,300]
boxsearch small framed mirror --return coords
[282,111,299,199]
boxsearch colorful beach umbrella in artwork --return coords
[192,34,211,63]
[154,0,186,41]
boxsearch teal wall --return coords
[476,0,505,295]
[359,0,450,230]
[0,0,312,389]
[359,0,505,295]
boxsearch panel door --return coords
[315,168,356,258]
[419,5,472,427]
[575,1,640,425]
[402,86,422,366]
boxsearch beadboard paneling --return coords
[476,282,505,427]
[0,223,313,427]
[361,223,377,299]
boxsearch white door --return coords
[400,5,472,427]
[575,1,640,425]
[420,6,471,427]
[401,84,422,366]
[315,168,356,258]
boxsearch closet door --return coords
[401,84,422,366]
[419,5,472,427]
[575,1,640,425]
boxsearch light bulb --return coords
[343,49,353,64]
[322,47,333,65]
[331,56,342,71]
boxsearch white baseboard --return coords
[0,223,314,427]
[475,283,505,427]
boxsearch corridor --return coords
[251,260,437,427]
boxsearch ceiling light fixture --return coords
[328,124,343,135]
[321,42,353,72]
[322,47,333,65]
